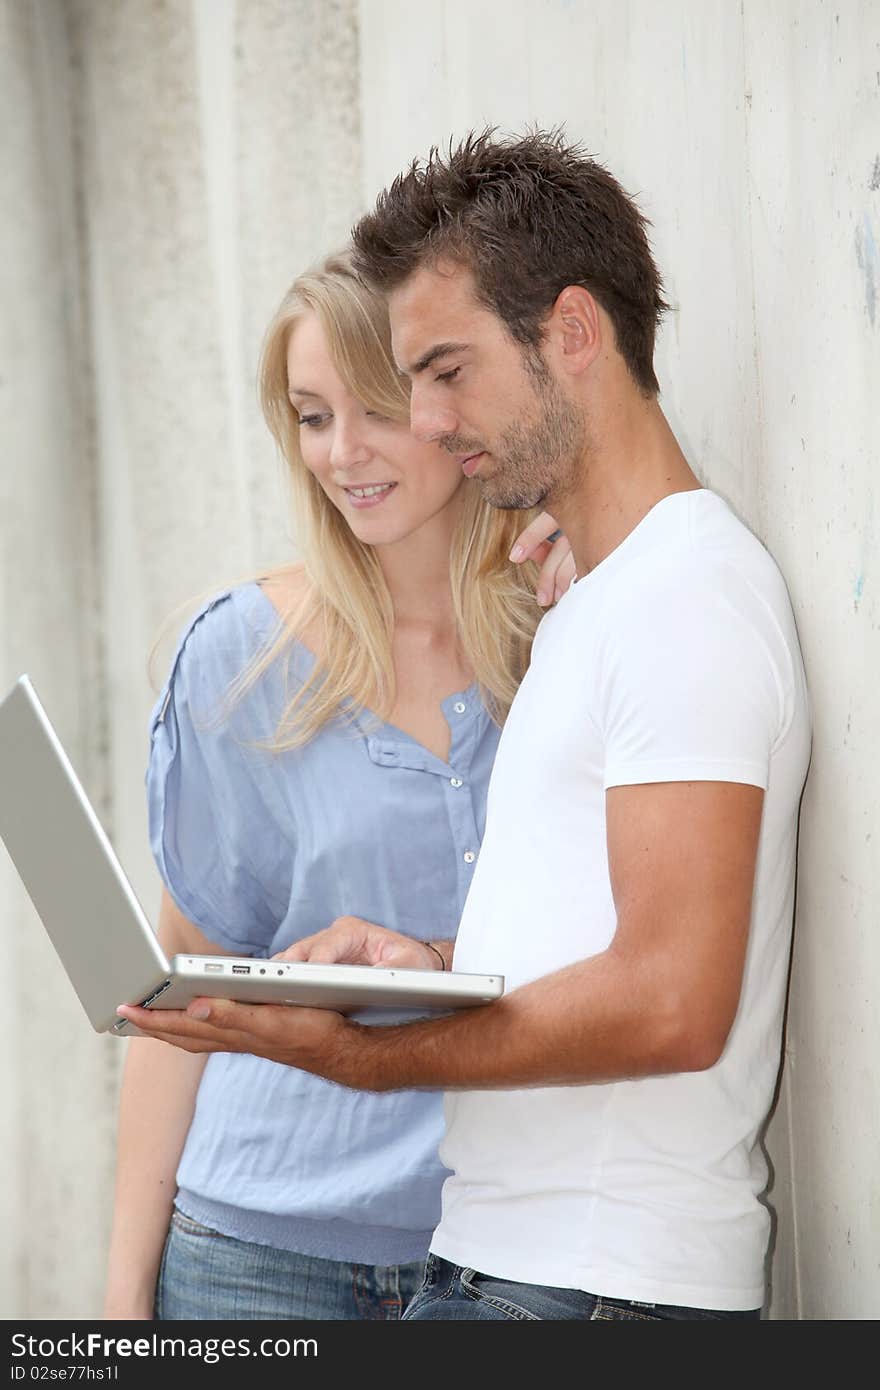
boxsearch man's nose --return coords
[409,386,458,444]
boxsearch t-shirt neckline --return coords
[567,486,710,594]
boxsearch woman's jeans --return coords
[155,1207,426,1320]
[402,1254,762,1321]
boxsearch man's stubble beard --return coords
[477,359,588,512]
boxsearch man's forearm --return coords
[346,789,760,1095]
[117,906,742,1088]
[340,946,702,1093]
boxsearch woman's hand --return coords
[510,511,576,606]
[275,916,443,972]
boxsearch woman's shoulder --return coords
[256,565,322,654]
[155,569,319,704]
[257,563,310,615]
[169,583,265,663]
[155,581,273,697]
[255,564,321,639]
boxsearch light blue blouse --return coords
[147,583,499,1264]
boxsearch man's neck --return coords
[552,398,701,578]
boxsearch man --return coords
[120,129,811,1320]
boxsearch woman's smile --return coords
[341,481,398,508]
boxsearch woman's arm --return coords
[102,890,221,1319]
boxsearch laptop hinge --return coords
[110,978,172,1033]
[139,978,173,1009]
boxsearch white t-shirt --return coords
[433,489,811,1312]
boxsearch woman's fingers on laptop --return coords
[274,916,432,970]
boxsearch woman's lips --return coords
[461,453,485,477]
[343,482,398,509]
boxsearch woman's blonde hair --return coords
[228,246,542,748]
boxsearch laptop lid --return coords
[0,675,505,1035]
[0,675,170,1031]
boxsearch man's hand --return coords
[275,916,446,972]
[115,783,764,1094]
[113,917,449,1085]
[114,995,369,1084]
[509,511,576,606]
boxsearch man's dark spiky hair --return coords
[351,126,669,396]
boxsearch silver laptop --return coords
[0,675,503,1036]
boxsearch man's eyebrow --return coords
[406,341,470,376]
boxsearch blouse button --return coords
[463,850,476,864]
[450,777,463,788]
[453,701,466,714]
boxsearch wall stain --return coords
[871,155,880,191]
[854,213,878,325]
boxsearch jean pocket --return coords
[420,1253,442,1291]
[459,1268,542,1321]
[591,1297,664,1321]
[170,1207,222,1239]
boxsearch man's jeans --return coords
[402,1254,761,1321]
[155,1207,425,1320]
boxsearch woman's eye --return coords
[435,366,462,384]
[298,413,329,429]
[364,410,388,421]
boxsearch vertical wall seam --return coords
[784,1055,803,1319]
[64,0,122,1279]
[739,0,768,545]
[193,0,254,565]
[740,0,802,1323]
[65,2,112,838]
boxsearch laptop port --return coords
[204,962,223,973]
[231,964,250,975]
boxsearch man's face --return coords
[389,262,586,511]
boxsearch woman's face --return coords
[286,311,467,548]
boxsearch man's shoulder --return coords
[535,490,796,660]
[608,497,788,620]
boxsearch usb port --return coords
[204,962,223,973]
[231,964,250,975]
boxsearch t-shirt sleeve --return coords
[599,560,785,791]
[146,593,289,954]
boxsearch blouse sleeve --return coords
[145,592,290,954]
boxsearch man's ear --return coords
[548,285,602,377]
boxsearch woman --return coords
[103,249,571,1321]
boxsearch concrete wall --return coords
[0,0,111,1321]
[0,0,361,1319]
[2,0,876,1320]
[359,0,879,1320]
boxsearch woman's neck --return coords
[375,503,463,634]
